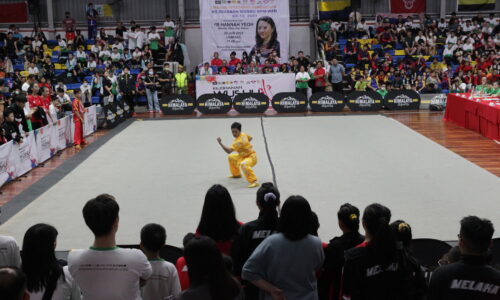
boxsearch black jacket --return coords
[342,244,426,300]
[118,73,136,95]
[231,214,277,300]
[319,232,365,300]
[2,121,22,143]
[8,103,29,133]
[428,255,500,300]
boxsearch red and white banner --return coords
[196,73,296,100]
[12,134,39,177]
[390,0,425,13]
[36,126,57,163]
[0,141,16,187]
[0,106,97,188]
[84,105,97,137]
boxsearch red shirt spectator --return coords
[62,12,76,32]
[176,257,189,291]
[211,58,223,66]
[229,57,241,66]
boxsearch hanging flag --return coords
[390,0,426,13]
[93,4,114,17]
[317,0,352,21]
[458,0,495,11]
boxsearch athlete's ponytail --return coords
[256,182,280,228]
[362,203,397,267]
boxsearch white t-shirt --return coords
[163,21,175,30]
[87,60,97,69]
[111,52,122,62]
[0,236,21,268]
[76,51,87,60]
[446,35,457,45]
[68,247,152,300]
[99,50,111,59]
[148,32,160,42]
[28,66,39,75]
[141,259,181,300]
[28,266,81,300]
[295,72,310,82]
[136,31,146,49]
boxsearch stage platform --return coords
[1,115,499,250]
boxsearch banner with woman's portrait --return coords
[200,0,290,63]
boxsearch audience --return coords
[179,236,241,300]
[0,235,21,268]
[68,194,152,300]
[231,182,281,300]
[242,195,325,300]
[428,216,500,300]
[196,184,242,255]
[140,223,181,300]
[0,267,29,300]
[341,203,426,300]
[21,223,81,299]
[319,203,364,300]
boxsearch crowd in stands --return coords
[0,10,191,140]
[199,12,500,97]
[0,185,499,300]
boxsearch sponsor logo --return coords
[431,94,447,105]
[168,99,188,110]
[316,95,341,107]
[203,98,226,110]
[403,0,415,9]
[352,95,379,107]
[239,97,261,109]
[278,96,299,108]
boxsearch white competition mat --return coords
[0,116,498,250]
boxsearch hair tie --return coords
[398,222,409,232]
[263,193,276,203]
[349,214,358,221]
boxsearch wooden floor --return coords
[1,110,498,207]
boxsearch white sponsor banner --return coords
[196,73,295,99]
[35,125,56,163]
[200,0,289,63]
[84,105,97,137]
[55,116,72,151]
[0,141,16,187]
[13,134,38,177]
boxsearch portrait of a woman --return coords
[249,16,281,59]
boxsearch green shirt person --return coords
[487,82,499,96]
[377,85,388,98]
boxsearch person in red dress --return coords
[72,89,86,149]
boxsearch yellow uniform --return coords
[228,132,258,183]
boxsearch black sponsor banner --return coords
[103,104,119,128]
[309,92,346,112]
[160,94,196,115]
[384,90,421,110]
[419,93,447,110]
[271,92,308,113]
[233,93,269,114]
[196,93,232,114]
[346,91,383,112]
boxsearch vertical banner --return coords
[13,134,39,177]
[35,125,56,163]
[0,142,16,187]
[200,0,289,62]
[84,105,97,137]
[390,0,426,13]
[54,116,72,151]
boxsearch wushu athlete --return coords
[217,122,259,188]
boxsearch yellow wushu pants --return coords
[228,152,258,183]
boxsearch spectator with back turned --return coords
[231,182,281,300]
[341,203,425,300]
[428,216,500,300]
[0,267,29,300]
[319,203,364,300]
